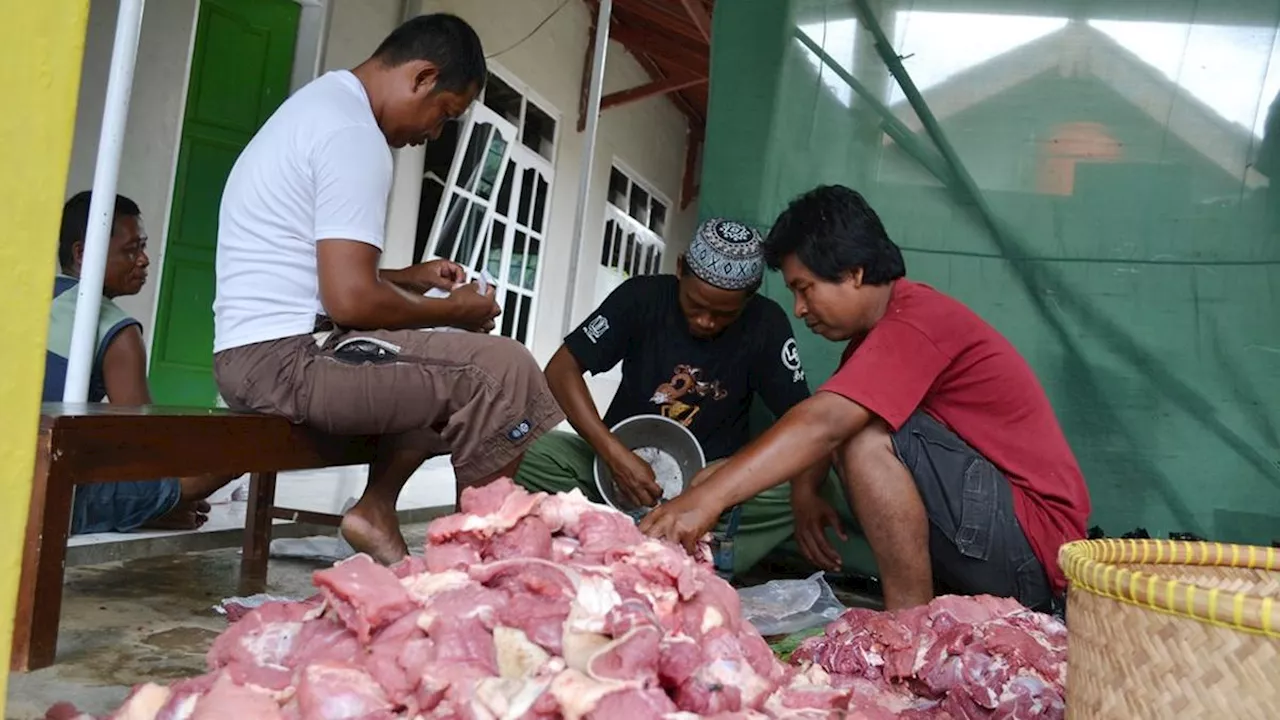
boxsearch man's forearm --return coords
[328,278,456,330]
[791,458,831,496]
[545,349,624,460]
[379,267,426,293]
[701,393,870,509]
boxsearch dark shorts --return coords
[890,411,1055,613]
[70,479,182,535]
[213,329,565,486]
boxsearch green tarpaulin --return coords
[704,0,1280,552]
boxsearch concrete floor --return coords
[5,525,428,720]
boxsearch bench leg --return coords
[239,472,278,594]
[12,434,73,672]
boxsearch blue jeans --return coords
[70,479,183,535]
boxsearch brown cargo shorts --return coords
[213,328,565,485]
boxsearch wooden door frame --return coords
[142,0,333,357]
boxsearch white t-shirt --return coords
[213,70,393,352]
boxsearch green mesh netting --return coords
[710,0,1280,545]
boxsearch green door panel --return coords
[149,0,299,407]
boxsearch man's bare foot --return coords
[143,502,209,531]
[340,500,409,565]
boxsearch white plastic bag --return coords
[738,571,846,636]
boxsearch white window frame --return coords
[600,160,671,280]
[418,63,560,348]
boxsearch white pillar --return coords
[562,0,612,335]
[64,0,146,403]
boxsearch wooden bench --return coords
[13,403,380,672]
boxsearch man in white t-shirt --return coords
[212,14,564,564]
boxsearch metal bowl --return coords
[594,414,706,518]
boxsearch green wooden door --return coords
[149,0,299,406]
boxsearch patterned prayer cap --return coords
[685,218,764,291]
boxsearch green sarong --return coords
[513,430,878,577]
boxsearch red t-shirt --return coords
[820,279,1089,594]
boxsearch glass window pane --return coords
[474,131,508,200]
[482,73,521,126]
[623,233,636,276]
[501,289,518,337]
[496,158,514,217]
[521,100,557,162]
[509,231,527,286]
[515,294,531,344]
[611,225,624,269]
[457,124,491,193]
[608,168,629,207]
[433,194,465,261]
[486,220,506,278]
[422,121,461,185]
[524,237,540,290]
[532,174,549,233]
[628,186,650,225]
[601,219,615,265]
[456,202,485,267]
[649,200,668,236]
[517,168,535,226]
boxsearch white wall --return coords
[409,0,699,372]
[321,0,403,72]
[65,0,198,334]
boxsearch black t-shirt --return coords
[564,275,811,461]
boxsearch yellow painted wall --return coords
[0,0,91,706]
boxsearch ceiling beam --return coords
[602,75,707,110]
[617,0,706,43]
[631,52,705,126]
[609,23,708,75]
[678,0,712,42]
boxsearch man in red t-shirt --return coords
[641,185,1090,612]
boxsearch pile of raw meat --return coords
[47,480,850,719]
[47,478,1068,719]
[791,596,1067,718]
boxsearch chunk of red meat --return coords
[189,673,282,719]
[421,583,508,632]
[293,661,392,719]
[208,599,313,671]
[459,477,525,515]
[586,625,661,684]
[471,559,577,653]
[427,615,498,676]
[797,594,1066,720]
[283,613,361,669]
[575,510,645,558]
[485,515,553,561]
[361,610,431,705]
[313,554,417,643]
[658,635,703,689]
[675,673,745,716]
[585,687,678,719]
[609,541,703,600]
[551,536,580,562]
[997,672,1065,717]
[425,537,483,573]
[428,478,544,544]
[389,555,428,579]
[604,598,662,636]
[534,489,595,535]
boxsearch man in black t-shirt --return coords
[513,218,832,575]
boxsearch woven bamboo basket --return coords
[1059,539,1280,719]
